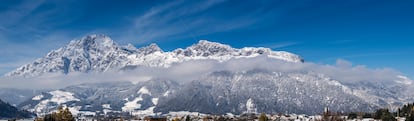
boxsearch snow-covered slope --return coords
[0,88,45,106]
[20,69,412,115]
[24,90,80,114]
[18,79,178,116]
[5,34,303,77]
[155,70,378,114]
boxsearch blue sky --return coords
[0,0,413,78]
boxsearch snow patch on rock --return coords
[32,95,44,100]
[138,87,151,95]
[152,98,159,105]
[28,90,79,115]
[122,96,143,112]
[102,104,111,109]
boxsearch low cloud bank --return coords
[0,56,407,89]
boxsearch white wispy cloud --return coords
[257,41,300,49]
[317,52,405,63]
[0,1,88,75]
[0,0,46,27]
[338,52,404,59]
[0,31,78,75]
[121,0,259,43]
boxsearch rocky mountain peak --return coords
[181,40,235,57]
[5,34,304,77]
[192,40,233,50]
[138,43,163,55]
[67,34,117,51]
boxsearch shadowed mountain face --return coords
[0,88,45,106]
[0,99,34,119]
[155,70,377,114]
[18,69,409,115]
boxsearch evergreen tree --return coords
[56,106,63,120]
[44,113,55,121]
[407,115,414,121]
[381,112,396,121]
[374,109,384,119]
[259,113,268,121]
[42,106,75,121]
[185,115,190,121]
[362,113,373,118]
[347,112,357,119]
[374,108,396,121]
[62,107,75,121]
[397,102,414,120]
[172,117,180,121]
[216,116,226,121]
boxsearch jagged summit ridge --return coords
[6,34,133,77]
[5,34,304,77]
[175,40,236,57]
[138,43,163,55]
[69,34,117,49]
[173,40,304,63]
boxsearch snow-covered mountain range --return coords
[5,34,303,77]
[2,34,413,116]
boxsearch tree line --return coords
[35,106,75,121]
[346,103,414,121]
